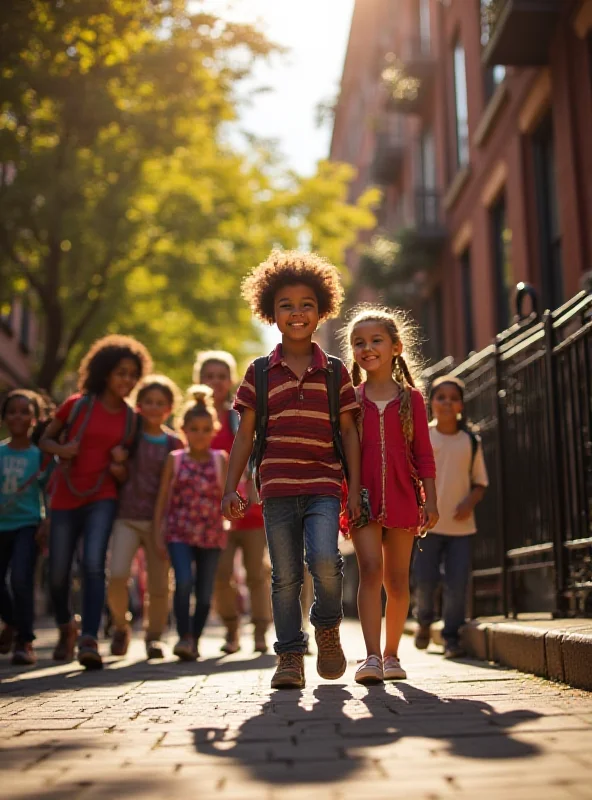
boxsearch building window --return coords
[421,287,445,363]
[480,2,506,100]
[419,0,431,52]
[490,194,514,331]
[460,247,475,354]
[19,301,31,353]
[452,40,469,168]
[532,113,562,311]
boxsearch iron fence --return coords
[425,286,592,617]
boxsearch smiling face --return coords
[200,360,232,406]
[138,387,172,428]
[273,283,320,341]
[430,382,464,427]
[106,358,140,400]
[183,413,215,452]
[3,395,36,438]
[351,320,401,376]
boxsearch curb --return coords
[404,619,592,691]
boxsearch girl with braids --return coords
[153,386,228,661]
[341,306,438,685]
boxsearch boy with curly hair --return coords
[41,335,152,669]
[222,250,361,689]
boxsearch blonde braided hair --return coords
[340,306,423,446]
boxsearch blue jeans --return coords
[263,495,343,655]
[49,499,117,639]
[0,526,38,643]
[167,543,221,641]
[413,533,473,646]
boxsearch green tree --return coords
[0,0,377,392]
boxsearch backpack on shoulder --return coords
[248,354,349,493]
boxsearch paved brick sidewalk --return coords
[1,620,592,799]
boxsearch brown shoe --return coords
[146,639,166,659]
[0,624,15,655]
[414,624,431,650]
[110,625,131,657]
[271,652,305,689]
[53,620,78,661]
[173,637,197,661]
[78,636,103,670]
[12,641,37,666]
[220,623,240,655]
[254,623,268,654]
[315,625,346,680]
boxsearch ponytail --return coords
[398,355,416,389]
[351,361,363,387]
[181,384,219,428]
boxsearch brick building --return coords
[0,298,36,392]
[329,0,592,363]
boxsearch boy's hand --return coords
[222,491,245,521]
[59,440,79,460]
[454,498,473,521]
[347,490,361,525]
[109,462,127,483]
[111,445,128,464]
[422,500,439,532]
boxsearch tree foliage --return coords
[0,0,378,392]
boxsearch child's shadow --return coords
[191,682,542,784]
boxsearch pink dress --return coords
[358,384,436,529]
[165,451,227,549]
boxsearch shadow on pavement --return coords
[190,681,543,785]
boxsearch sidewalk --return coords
[1,620,592,800]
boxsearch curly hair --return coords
[134,374,182,411]
[339,305,424,445]
[78,335,153,395]
[241,250,345,324]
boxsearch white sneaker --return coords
[355,655,383,685]
[383,655,406,680]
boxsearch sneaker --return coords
[414,624,431,650]
[355,655,383,685]
[0,624,15,655]
[271,652,305,689]
[146,639,166,659]
[315,625,347,680]
[173,637,197,661]
[78,636,103,670]
[383,655,407,680]
[254,623,268,654]
[110,625,131,657]
[221,625,240,655]
[443,643,465,659]
[12,641,37,666]
[53,619,79,661]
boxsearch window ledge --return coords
[443,164,472,212]
[473,82,509,148]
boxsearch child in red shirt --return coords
[41,335,152,669]
[342,307,438,685]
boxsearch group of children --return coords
[0,249,487,687]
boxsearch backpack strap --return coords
[228,408,240,436]
[172,449,184,479]
[468,429,481,482]
[62,395,92,442]
[121,404,138,448]
[326,356,349,483]
[248,355,270,491]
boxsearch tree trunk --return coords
[35,300,64,394]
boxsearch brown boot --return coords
[414,624,431,650]
[12,641,37,666]
[271,652,305,689]
[253,623,268,654]
[220,622,240,655]
[110,625,131,657]
[53,620,78,661]
[315,625,346,680]
[78,636,103,670]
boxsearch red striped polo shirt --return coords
[234,343,358,500]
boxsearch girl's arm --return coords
[153,453,174,558]
[221,408,256,520]
[422,477,439,530]
[411,392,439,530]
[340,410,361,521]
[40,418,79,460]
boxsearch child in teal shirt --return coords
[0,390,52,665]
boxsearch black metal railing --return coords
[413,189,443,233]
[424,284,592,617]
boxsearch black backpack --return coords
[249,354,349,491]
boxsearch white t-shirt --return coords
[429,425,489,536]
